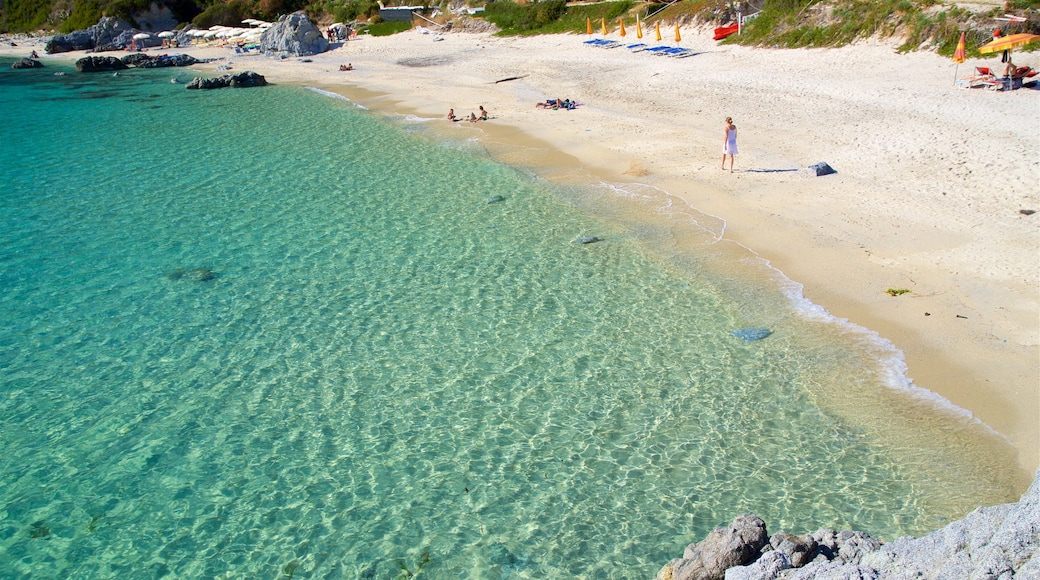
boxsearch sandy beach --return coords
[5,26,1037,481]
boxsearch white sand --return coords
[6,28,1038,476]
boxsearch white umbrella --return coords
[133,33,150,40]
[158,31,176,38]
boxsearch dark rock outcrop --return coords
[259,11,328,56]
[657,469,1040,580]
[121,53,201,68]
[75,56,129,73]
[11,58,43,69]
[46,17,133,53]
[185,71,268,90]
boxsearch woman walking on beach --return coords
[721,117,737,172]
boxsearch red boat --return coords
[713,23,739,41]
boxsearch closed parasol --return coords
[952,31,966,83]
[619,18,626,38]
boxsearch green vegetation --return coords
[733,0,1039,56]
[365,19,412,36]
[886,288,911,296]
[2,0,1038,59]
[484,0,633,35]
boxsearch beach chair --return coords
[626,43,648,51]
[643,45,674,55]
[961,66,1002,90]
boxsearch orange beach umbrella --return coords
[655,21,661,42]
[636,16,643,39]
[978,33,1040,54]
[601,18,607,36]
[586,17,592,35]
[675,23,681,43]
[619,18,626,38]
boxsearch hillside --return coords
[2,0,1039,58]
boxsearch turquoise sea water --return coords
[0,59,1019,578]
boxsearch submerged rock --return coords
[731,328,772,341]
[573,236,603,244]
[486,195,505,204]
[168,268,217,282]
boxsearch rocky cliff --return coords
[658,469,1039,580]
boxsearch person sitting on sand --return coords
[339,63,353,71]
[448,108,456,121]
[30,50,39,59]
[478,106,488,120]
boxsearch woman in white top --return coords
[721,117,737,173]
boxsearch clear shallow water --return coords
[0,59,1018,578]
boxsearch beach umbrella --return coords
[675,23,681,43]
[655,21,661,42]
[637,16,643,39]
[977,32,1039,55]
[586,17,592,35]
[158,31,175,38]
[601,18,607,36]
[619,19,626,38]
[133,33,150,40]
[952,31,966,83]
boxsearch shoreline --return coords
[5,30,1036,484]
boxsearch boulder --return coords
[769,532,818,568]
[724,551,791,580]
[672,515,769,580]
[185,71,268,90]
[75,56,129,73]
[46,17,133,53]
[121,53,201,68]
[11,58,43,69]
[259,11,329,56]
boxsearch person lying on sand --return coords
[339,63,353,71]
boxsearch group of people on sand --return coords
[447,106,489,122]
[339,63,353,71]
[536,97,576,110]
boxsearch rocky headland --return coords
[658,469,1039,580]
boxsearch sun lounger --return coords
[643,45,674,55]
[583,38,620,48]
[626,43,648,51]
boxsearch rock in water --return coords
[486,195,505,204]
[731,327,772,341]
[667,514,768,580]
[186,71,268,90]
[75,56,129,73]
[574,236,603,244]
[11,58,43,69]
